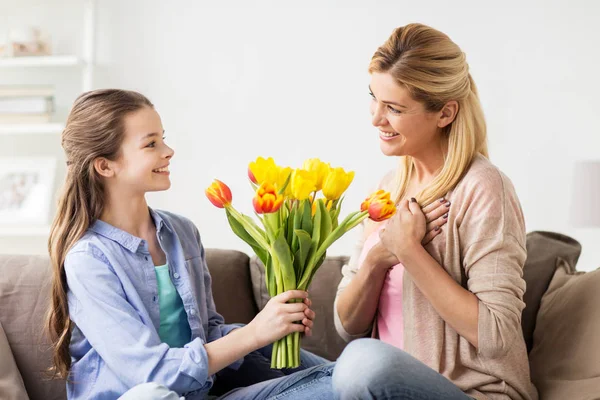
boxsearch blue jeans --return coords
[214,343,334,399]
[119,344,333,400]
[333,338,472,400]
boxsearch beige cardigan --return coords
[334,155,538,400]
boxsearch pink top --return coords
[357,223,404,350]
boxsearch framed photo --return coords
[0,157,56,225]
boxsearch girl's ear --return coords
[437,100,459,128]
[93,157,115,178]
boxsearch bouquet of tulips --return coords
[205,157,396,369]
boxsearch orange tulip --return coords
[361,190,396,222]
[253,182,284,214]
[205,179,232,208]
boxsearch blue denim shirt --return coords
[65,209,241,400]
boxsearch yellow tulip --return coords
[276,166,293,197]
[291,169,317,200]
[248,157,280,185]
[302,158,331,191]
[322,167,355,200]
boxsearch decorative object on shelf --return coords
[0,85,55,124]
[0,27,51,58]
[0,157,56,225]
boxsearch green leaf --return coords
[272,229,296,291]
[330,197,343,230]
[301,199,313,234]
[291,201,303,254]
[311,202,322,256]
[318,200,332,248]
[286,202,295,245]
[226,209,269,265]
[265,256,277,297]
[294,229,312,267]
[293,229,312,281]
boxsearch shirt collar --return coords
[89,207,172,254]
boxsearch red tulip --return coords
[361,190,396,221]
[205,179,232,208]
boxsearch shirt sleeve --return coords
[65,248,213,393]
[459,169,528,359]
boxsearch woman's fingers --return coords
[425,212,449,233]
[424,198,451,223]
[421,226,443,245]
[421,198,446,215]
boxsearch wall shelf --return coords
[0,55,80,68]
[0,225,51,236]
[0,123,64,135]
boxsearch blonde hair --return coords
[46,89,153,379]
[369,23,488,206]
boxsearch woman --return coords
[332,24,538,400]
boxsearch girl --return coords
[46,89,334,400]
[333,24,538,399]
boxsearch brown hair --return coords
[369,23,488,206]
[46,89,153,379]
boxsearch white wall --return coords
[2,0,599,271]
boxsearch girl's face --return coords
[111,106,174,194]
[369,72,444,158]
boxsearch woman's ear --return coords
[438,100,459,128]
[93,157,114,178]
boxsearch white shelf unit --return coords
[0,123,64,135]
[0,0,96,240]
[0,225,51,237]
[0,55,80,68]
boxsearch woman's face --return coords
[369,72,445,158]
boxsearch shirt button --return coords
[153,296,157,302]
[189,308,195,315]
[173,272,180,279]
[144,256,148,261]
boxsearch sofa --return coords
[0,231,598,400]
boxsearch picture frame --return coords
[0,157,57,226]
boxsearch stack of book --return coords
[0,85,54,124]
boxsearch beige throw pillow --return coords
[529,259,600,399]
[0,321,30,400]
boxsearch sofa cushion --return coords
[250,255,349,361]
[522,231,582,352]
[529,259,600,399]
[0,321,29,400]
[205,249,258,324]
[0,255,66,400]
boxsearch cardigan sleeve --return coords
[458,167,528,359]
